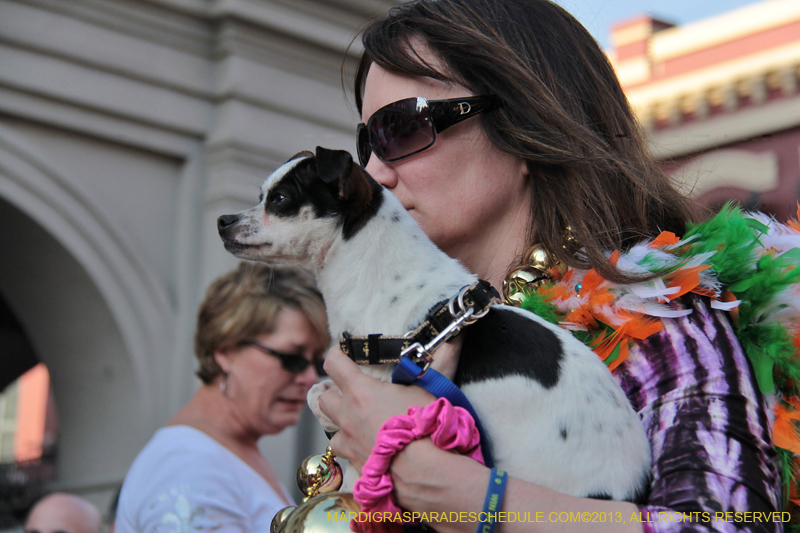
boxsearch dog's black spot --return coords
[390,296,398,305]
[631,473,652,504]
[455,308,563,388]
[587,493,612,500]
[594,423,603,433]
[417,283,425,290]
[391,213,401,223]
[393,275,401,282]
[262,156,384,241]
[560,426,568,441]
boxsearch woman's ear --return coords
[214,348,235,375]
[518,158,531,180]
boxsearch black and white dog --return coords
[217,147,651,501]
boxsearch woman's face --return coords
[217,308,326,437]
[360,52,532,270]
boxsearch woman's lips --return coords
[277,397,304,408]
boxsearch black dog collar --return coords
[339,280,500,365]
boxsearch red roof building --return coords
[610,0,800,220]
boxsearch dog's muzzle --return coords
[217,214,240,240]
[217,213,239,230]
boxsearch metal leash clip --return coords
[400,282,491,375]
[400,307,475,375]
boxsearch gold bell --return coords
[502,269,541,306]
[277,492,361,533]
[296,446,343,501]
[526,246,553,271]
[502,245,556,305]
[271,506,297,533]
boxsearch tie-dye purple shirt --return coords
[614,297,783,533]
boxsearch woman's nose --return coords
[365,157,398,189]
[297,363,320,387]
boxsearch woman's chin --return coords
[270,402,305,425]
[257,418,297,437]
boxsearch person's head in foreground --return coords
[194,263,329,436]
[24,493,103,533]
[354,0,698,286]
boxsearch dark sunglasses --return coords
[356,95,500,167]
[244,342,325,376]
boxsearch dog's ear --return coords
[315,147,352,187]
[315,147,372,206]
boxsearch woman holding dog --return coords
[116,264,329,532]
[318,1,789,532]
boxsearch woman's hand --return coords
[318,347,439,472]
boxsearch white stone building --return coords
[0,0,392,513]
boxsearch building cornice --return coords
[650,0,800,63]
[647,95,800,159]
[16,0,396,59]
[0,0,386,147]
[609,0,800,143]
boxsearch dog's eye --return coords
[271,193,288,204]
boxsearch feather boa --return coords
[520,203,800,523]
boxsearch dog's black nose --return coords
[217,214,239,231]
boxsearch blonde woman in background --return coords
[116,264,329,532]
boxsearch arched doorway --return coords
[0,196,150,511]
[0,127,172,515]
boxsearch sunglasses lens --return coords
[356,124,371,167]
[284,356,311,374]
[368,98,435,163]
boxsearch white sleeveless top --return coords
[116,426,293,533]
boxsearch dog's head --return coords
[217,147,383,267]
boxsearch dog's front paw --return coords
[307,380,340,433]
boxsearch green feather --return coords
[516,202,800,521]
[520,290,561,325]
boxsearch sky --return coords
[555,0,767,50]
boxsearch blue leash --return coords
[392,358,494,468]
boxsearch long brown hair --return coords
[354,0,700,283]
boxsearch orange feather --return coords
[665,265,711,300]
[774,399,800,456]
[651,231,680,249]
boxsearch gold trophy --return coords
[271,446,361,533]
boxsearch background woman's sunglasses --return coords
[356,95,500,167]
[244,342,324,375]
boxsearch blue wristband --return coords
[477,467,508,533]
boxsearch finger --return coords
[328,431,361,476]
[329,431,364,474]
[431,335,462,380]
[323,347,368,392]
[328,430,346,460]
[317,385,344,426]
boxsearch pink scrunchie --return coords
[351,397,484,533]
